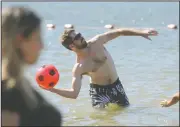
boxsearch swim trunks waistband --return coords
[90,78,120,89]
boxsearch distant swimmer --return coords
[161,92,179,107]
[41,28,158,108]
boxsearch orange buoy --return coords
[167,24,177,29]
[36,65,59,89]
[46,24,56,30]
[104,24,114,29]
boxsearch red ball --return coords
[36,65,59,89]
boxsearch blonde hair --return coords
[2,6,41,109]
[2,6,41,79]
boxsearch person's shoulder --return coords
[72,63,83,74]
[87,35,101,44]
[2,79,17,92]
[2,79,23,111]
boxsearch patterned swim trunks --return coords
[89,78,130,108]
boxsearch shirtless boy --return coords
[42,28,158,108]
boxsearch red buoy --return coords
[36,65,59,89]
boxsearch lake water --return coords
[2,2,179,126]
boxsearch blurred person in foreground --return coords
[2,6,62,126]
[161,92,179,107]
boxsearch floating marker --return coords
[104,24,114,29]
[64,24,74,29]
[167,24,177,29]
[46,24,55,30]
